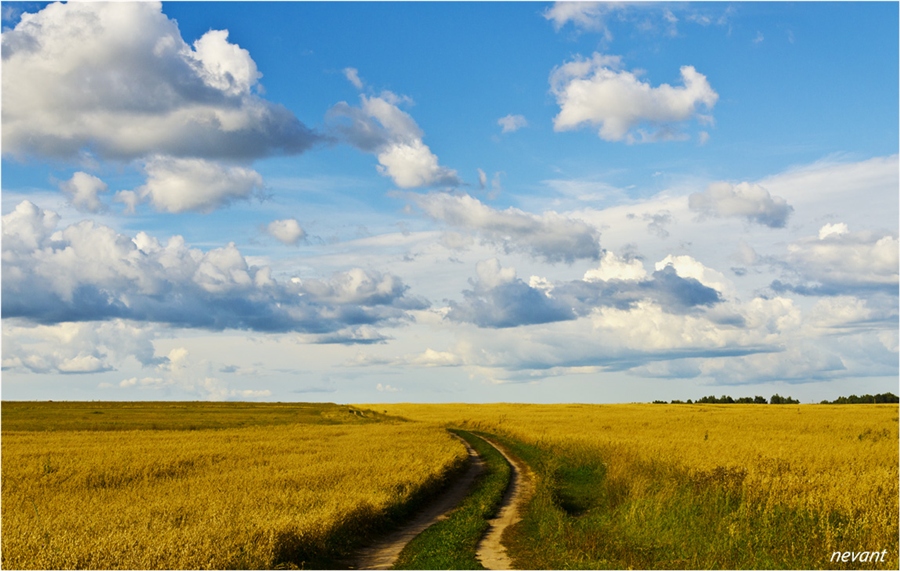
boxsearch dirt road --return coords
[475,436,533,570]
[350,432,532,570]
[350,436,485,570]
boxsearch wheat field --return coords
[1,410,467,569]
[381,403,899,568]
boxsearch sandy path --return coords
[350,435,485,570]
[475,436,533,570]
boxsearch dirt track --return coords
[350,435,484,570]
[350,432,532,570]
[475,436,533,570]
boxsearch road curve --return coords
[350,435,485,570]
[475,435,533,570]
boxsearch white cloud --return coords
[1,201,426,333]
[407,192,601,263]
[544,2,611,37]
[477,168,488,189]
[327,92,460,188]
[818,222,849,240]
[584,251,648,282]
[497,114,528,133]
[191,29,261,97]
[1,319,161,375]
[59,172,108,213]
[689,181,793,228]
[779,227,898,294]
[550,53,718,143]
[376,383,399,392]
[1,1,318,162]
[135,156,264,213]
[267,219,307,245]
[655,254,736,302]
[343,67,364,89]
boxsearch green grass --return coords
[490,435,898,570]
[0,401,394,432]
[391,430,512,570]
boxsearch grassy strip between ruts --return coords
[391,429,512,570]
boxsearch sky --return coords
[1,1,898,404]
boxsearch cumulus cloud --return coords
[446,259,575,328]
[2,319,162,374]
[59,172,108,213]
[550,53,718,143]
[497,114,528,133]
[446,255,722,329]
[327,92,460,188]
[1,1,319,161]
[1,201,426,334]
[131,156,264,213]
[689,181,793,228]
[406,192,601,263]
[267,219,306,245]
[584,250,648,282]
[773,226,898,295]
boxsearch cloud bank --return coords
[2,201,427,336]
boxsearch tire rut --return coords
[350,432,532,570]
[474,435,533,570]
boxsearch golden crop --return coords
[1,421,467,569]
[381,403,899,564]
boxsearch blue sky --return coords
[2,1,897,403]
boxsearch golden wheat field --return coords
[381,403,900,567]
[1,409,466,569]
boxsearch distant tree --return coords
[754,396,768,404]
[736,397,754,404]
[685,399,693,404]
[652,400,667,404]
[821,392,898,404]
[769,394,798,404]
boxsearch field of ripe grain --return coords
[1,402,467,569]
[381,403,899,569]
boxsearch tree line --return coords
[652,392,899,404]
[652,394,797,404]
[819,393,898,404]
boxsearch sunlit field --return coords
[3,402,896,569]
[1,402,466,569]
[381,403,899,569]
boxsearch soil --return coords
[474,436,534,570]
[349,433,532,570]
[349,435,485,570]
